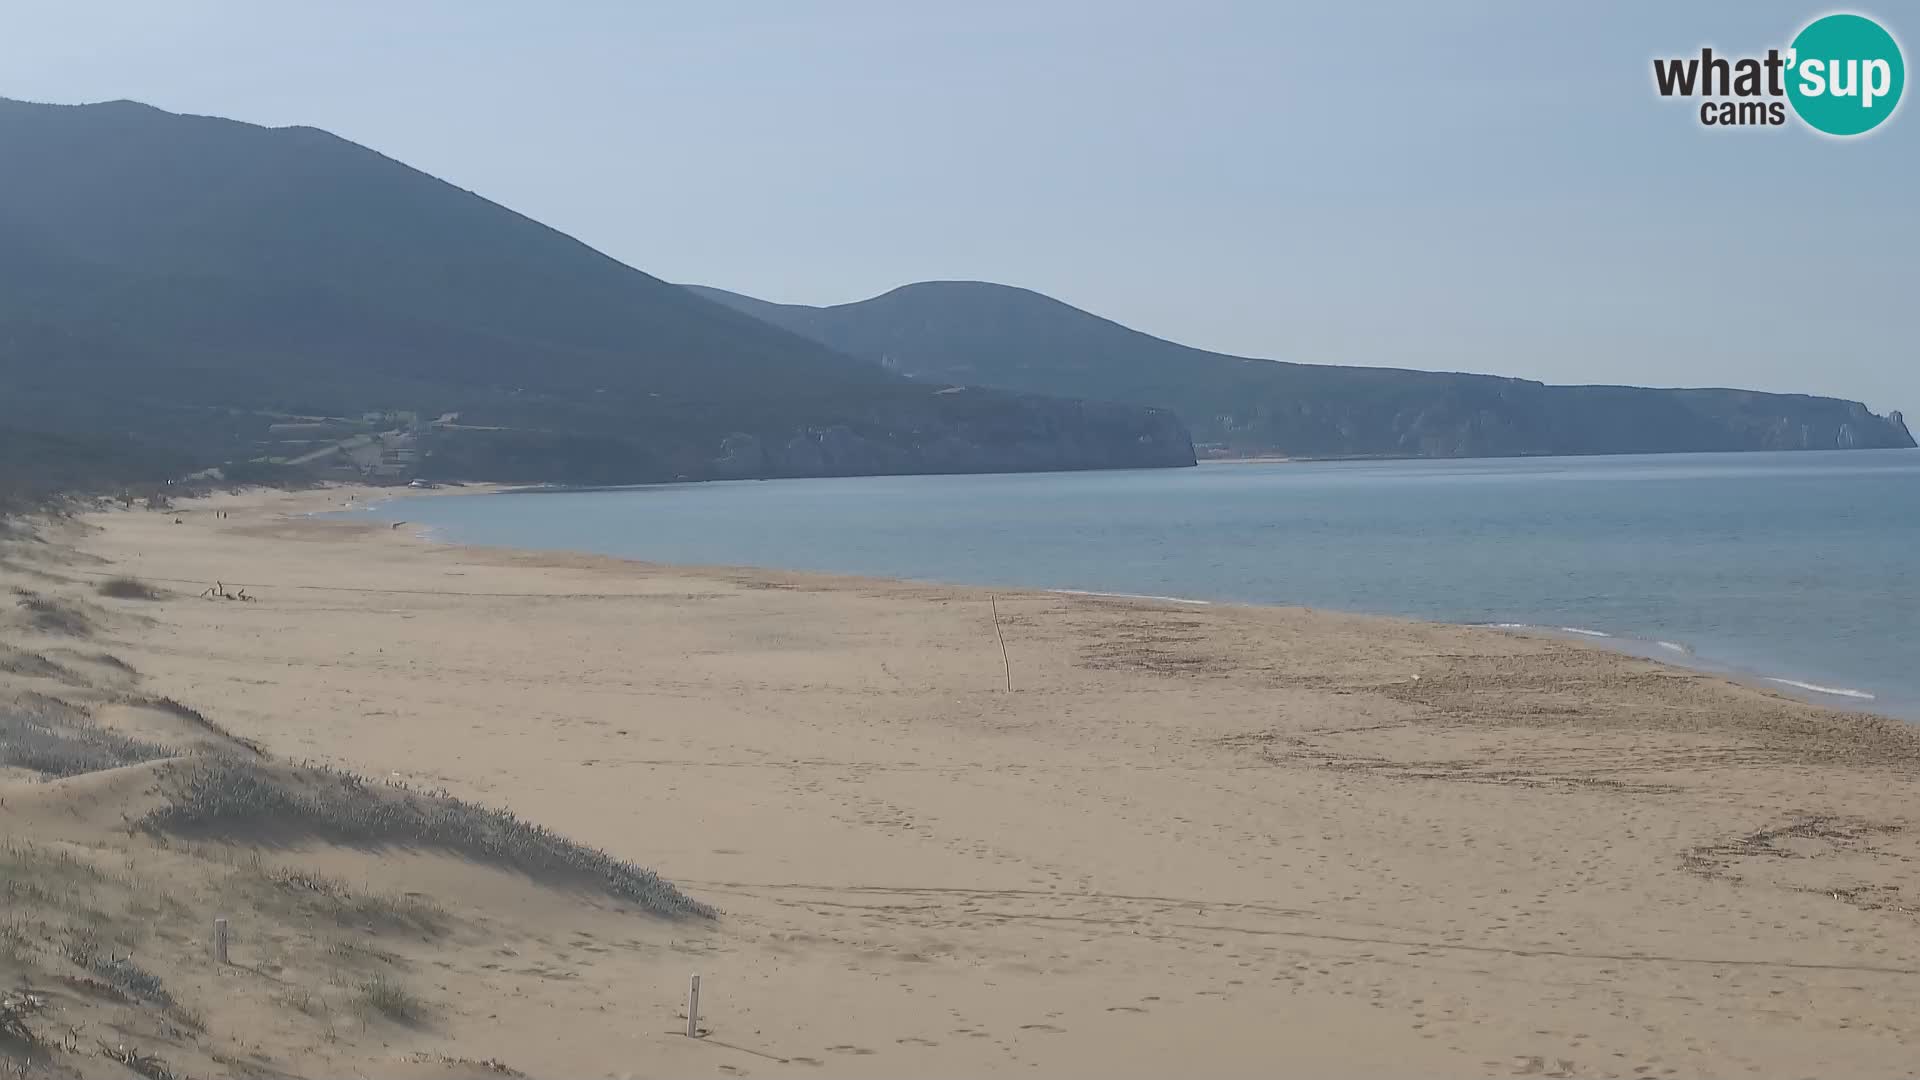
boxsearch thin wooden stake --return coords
[213,917,228,965]
[989,594,1012,691]
[686,973,702,1038]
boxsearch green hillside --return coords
[0,99,1193,490]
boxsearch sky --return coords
[4,1,1914,413]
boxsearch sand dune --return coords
[5,485,1920,1077]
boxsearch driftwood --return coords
[197,581,255,602]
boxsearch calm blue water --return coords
[355,450,1920,718]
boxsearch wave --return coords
[1474,626,1881,707]
[1483,622,1691,655]
[1476,622,1614,639]
[1764,677,1876,701]
[1048,588,1211,606]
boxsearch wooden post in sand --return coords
[213,917,229,965]
[686,973,702,1037]
[990,594,1012,691]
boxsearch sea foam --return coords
[1764,677,1876,701]
[1049,589,1211,605]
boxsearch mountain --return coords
[0,99,1193,490]
[686,281,1915,459]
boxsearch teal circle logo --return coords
[1786,13,1905,135]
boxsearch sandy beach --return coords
[6,484,1920,1078]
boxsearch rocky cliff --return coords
[688,282,1915,459]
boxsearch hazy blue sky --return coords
[5,2,1914,412]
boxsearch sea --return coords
[350,449,1920,719]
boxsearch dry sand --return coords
[7,484,1920,1077]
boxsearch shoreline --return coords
[102,476,1920,771]
[337,483,1911,723]
[16,483,1920,1076]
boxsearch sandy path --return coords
[61,487,1920,1077]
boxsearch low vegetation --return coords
[141,757,714,918]
[83,954,174,1008]
[407,1055,526,1077]
[242,860,448,936]
[0,703,175,777]
[0,645,84,685]
[1,988,46,1045]
[98,1041,183,1080]
[10,589,95,637]
[96,576,165,601]
[0,921,29,963]
[80,650,137,676]
[270,985,328,1019]
[1,841,194,1040]
[123,694,266,756]
[353,975,426,1025]
[1,549,702,1076]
